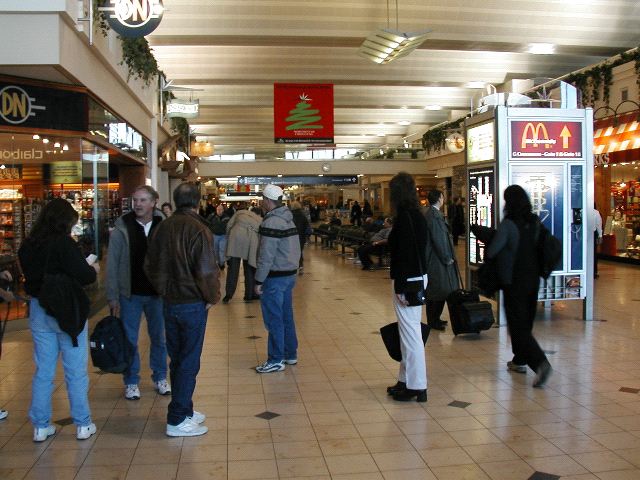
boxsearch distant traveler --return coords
[362,199,373,218]
[350,200,362,226]
[485,184,552,387]
[358,217,393,270]
[290,201,311,273]
[207,204,230,271]
[451,197,466,246]
[19,198,99,442]
[594,204,603,279]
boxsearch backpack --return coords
[89,315,134,373]
[537,222,562,279]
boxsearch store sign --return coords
[238,175,357,186]
[0,81,87,132]
[510,120,583,159]
[274,84,334,144]
[101,0,164,38]
[0,148,44,160]
[467,122,494,163]
[50,161,82,184]
[468,167,495,265]
[594,153,610,166]
[166,100,199,119]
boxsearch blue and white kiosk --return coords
[465,87,595,321]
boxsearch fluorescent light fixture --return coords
[398,120,411,126]
[62,144,69,151]
[358,28,431,64]
[377,132,385,137]
[465,81,486,89]
[528,43,555,55]
[425,104,442,110]
[277,174,283,177]
[42,138,49,144]
[53,142,61,148]
[32,134,40,140]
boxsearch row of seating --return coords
[311,224,390,268]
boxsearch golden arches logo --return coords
[521,122,554,149]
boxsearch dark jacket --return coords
[388,207,428,294]
[144,209,220,305]
[207,212,230,236]
[19,236,97,345]
[424,206,458,301]
[486,216,540,290]
[291,208,310,245]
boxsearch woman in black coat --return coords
[486,185,552,387]
[386,172,429,402]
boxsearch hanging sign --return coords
[101,0,164,38]
[166,100,199,119]
[274,84,334,144]
[510,120,583,159]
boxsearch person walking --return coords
[106,185,169,401]
[350,200,362,226]
[254,185,301,373]
[18,199,99,442]
[222,206,262,303]
[207,204,230,271]
[424,190,458,331]
[290,201,311,273]
[485,184,552,387]
[594,204,603,279]
[145,182,220,437]
[386,172,429,403]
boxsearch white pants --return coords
[393,275,428,390]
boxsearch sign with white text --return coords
[101,0,164,38]
[510,120,583,159]
[274,84,334,144]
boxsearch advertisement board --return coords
[510,120,583,159]
[467,122,494,163]
[274,84,334,144]
[468,167,495,265]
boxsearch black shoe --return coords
[386,381,406,396]
[393,388,427,403]
[251,295,261,301]
[428,321,446,331]
[218,264,225,271]
[243,297,254,302]
[222,296,231,304]
[533,360,552,388]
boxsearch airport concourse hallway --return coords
[2,244,640,480]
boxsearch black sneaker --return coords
[222,296,231,304]
[533,360,552,388]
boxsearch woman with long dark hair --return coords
[18,198,99,442]
[486,185,552,387]
[386,172,429,402]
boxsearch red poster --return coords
[274,83,334,144]
[510,120,583,159]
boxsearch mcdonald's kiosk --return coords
[466,106,595,321]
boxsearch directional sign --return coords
[510,120,583,159]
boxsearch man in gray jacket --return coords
[106,185,169,400]
[254,185,301,373]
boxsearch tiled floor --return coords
[1,243,640,479]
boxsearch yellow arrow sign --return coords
[560,125,572,149]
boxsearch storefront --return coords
[594,110,640,262]
[0,75,150,319]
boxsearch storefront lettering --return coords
[0,148,43,160]
[594,153,610,166]
[0,85,46,125]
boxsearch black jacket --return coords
[291,208,310,244]
[388,207,428,294]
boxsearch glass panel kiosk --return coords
[465,100,595,321]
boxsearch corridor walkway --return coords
[1,243,640,480]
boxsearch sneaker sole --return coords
[256,366,285,373]
[156,390,172,396]
[166,427,208,437]
[284,360,297,365]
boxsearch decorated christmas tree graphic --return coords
[285,93,323,130]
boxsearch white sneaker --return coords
[125,384,140,400]
[284,358,298,365]
[33,425,56,442]
[166,418,208,437]
[76,423,97,440]
[0,409,7,420]
[155,379,171,396]
[190,411,205,424]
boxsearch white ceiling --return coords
[149,0,640,159]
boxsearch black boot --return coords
[393,388,427,403]
[386,381,406,396]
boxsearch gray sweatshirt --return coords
[255,206,301,283]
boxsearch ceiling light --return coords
[528,43,556,55]
[465,81,486,89]
[398,120,411,126]
[425,105,442,110]
[32,134,40,140]
[318,174,324,177]
[358,28,431,64]
[277,174,283,177]
[54,142,61,148]
[42,138,49,144]
[62,144,69,151]
[377,132,385,137]
[0,165,5,170]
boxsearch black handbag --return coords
[380,321,430,362]
[403,212,426,306]
[477,257,500,297]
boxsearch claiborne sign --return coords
[0,148,44,160]
[101,0,164,38]
[510,120,583,159]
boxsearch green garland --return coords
[421,117,466,155]
[170,117,190,147]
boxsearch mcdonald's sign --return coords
[510,120,582,159]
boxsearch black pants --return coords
[594,231,599,278]
[357,243,384,268]
[503,285,547,371]
[225,257,256,300]
[426,300,446,325]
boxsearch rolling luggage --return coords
[447,263,495,335]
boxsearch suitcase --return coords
[446,289,494,335]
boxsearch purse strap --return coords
[406,211,425,277]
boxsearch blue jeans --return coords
[29,298,92,428]
[164,301,207,426]
[120,294,167,385]
[260,275,297,362]
[213,234,227,266]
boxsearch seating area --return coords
[311,223,390,269]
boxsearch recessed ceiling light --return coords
[465,81,486,89]
[425,105,442,110]
[398,120,411,126]
[528,43,555,55]
[62,144,69,151]
[277,174,283,177]
[42,138,49,144]
[32,134,40,140]
[53,142,61,148]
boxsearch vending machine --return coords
[465,104,594,321]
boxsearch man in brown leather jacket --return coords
[145,182,220,437]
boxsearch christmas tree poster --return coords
[274,83,334,144]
